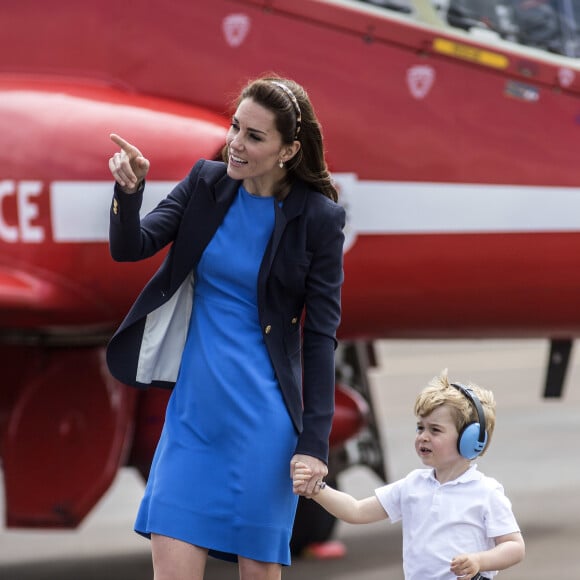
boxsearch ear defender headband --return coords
[450,382,488,459]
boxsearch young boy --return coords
[293,371,525,580]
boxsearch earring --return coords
[279,160,284,168]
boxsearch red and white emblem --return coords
[558,67,575,88]
[406,65,435,100]
[222,14,251,48]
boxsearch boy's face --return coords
[415,405,463,471]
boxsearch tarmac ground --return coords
[1,339,578,580]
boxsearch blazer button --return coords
[264,324,272,334]
[291,317,298,324]
[112,198,119,215]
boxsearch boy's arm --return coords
[450,532,525,578]
[482,532,525,571]
[293,461,388,524]
[310,485,389,525]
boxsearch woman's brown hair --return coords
[222,75,338,202]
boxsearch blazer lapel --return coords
[213,171,239,204]
[263,180,308,273]
[170,170,239,290]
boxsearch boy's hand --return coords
[450,553,480,579]
[292,461,313,495]
[290,455,328,496]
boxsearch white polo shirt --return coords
[375,465,520,580]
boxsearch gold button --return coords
[264,324,272,334]
[291,317,298,324]
[113,198,119,215]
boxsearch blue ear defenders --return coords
[451,383,488,459]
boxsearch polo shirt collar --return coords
[427,464,481,486]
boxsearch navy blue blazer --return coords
[106,159,345,463]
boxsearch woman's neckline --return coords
[240,184,275,199]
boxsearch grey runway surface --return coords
[1,339,579,579]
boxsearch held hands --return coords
[109,133,150,193]
[450,553,481,579]
[291,460,326,498]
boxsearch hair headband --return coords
[270,81,302,139]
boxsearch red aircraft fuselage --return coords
[1,0,579,530]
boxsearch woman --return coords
[106,75,345,579]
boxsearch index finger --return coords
[110,133,141,157]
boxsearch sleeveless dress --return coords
[134,185,299,565]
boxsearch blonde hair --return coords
[414,369,497,455]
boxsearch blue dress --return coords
[134,185,299,565]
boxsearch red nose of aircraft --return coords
[0,77,229,332]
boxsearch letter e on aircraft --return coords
[0,180,45,243]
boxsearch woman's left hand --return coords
[290,454,328,497]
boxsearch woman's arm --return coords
[297,200,346,461]
[109,160,203,262]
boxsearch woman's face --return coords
[226,97,292,196]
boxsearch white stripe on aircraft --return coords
[50,177,580,243]
[50,181,177,242]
